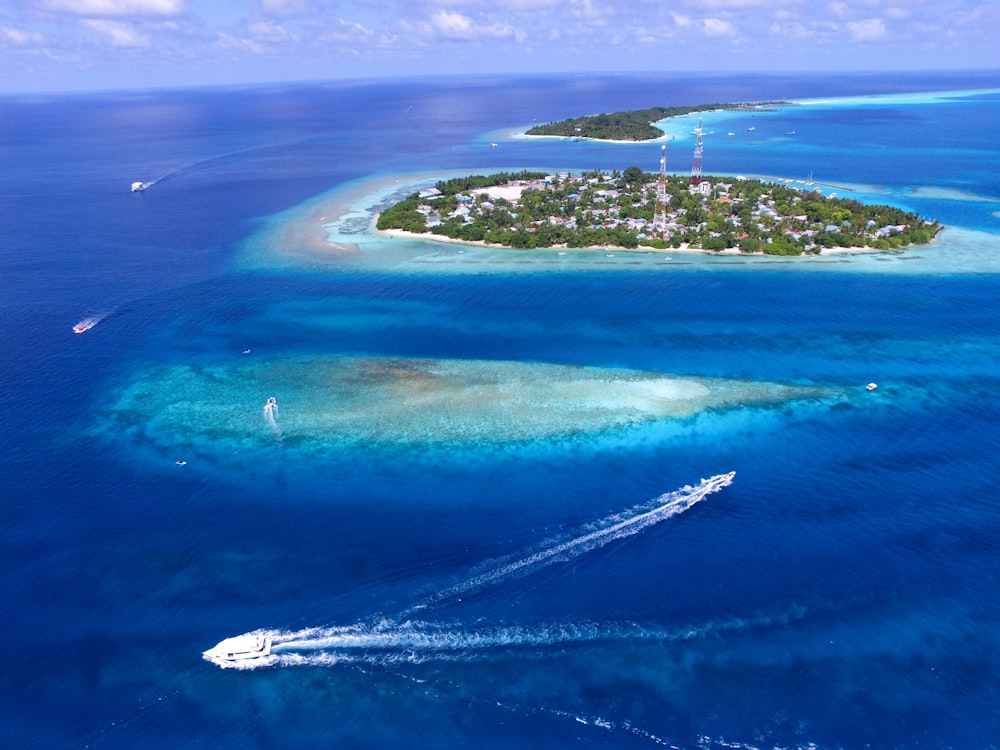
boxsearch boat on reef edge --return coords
[203,632,272,662]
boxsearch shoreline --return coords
[376,227,938,258]
[250,171,452,261]
[244,170,945,268]
[516,130,674,145]
[517,103,778,144]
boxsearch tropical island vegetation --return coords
[525,102,789,141]
[376,169,941,255]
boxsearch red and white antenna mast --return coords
[691,118,703,186]
[652,143,668,239]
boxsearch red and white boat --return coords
[73,317,99,334]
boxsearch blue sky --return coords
[1,0,999,92]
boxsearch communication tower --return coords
[691,118,703,186]
[652,143,668,239]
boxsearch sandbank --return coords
[243,171,450,264]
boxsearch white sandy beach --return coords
[376,226,926,257]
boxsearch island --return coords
[525,102,788,141]
[376,169,941,255]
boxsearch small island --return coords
[376,169,941,255]
[525,102,789,141]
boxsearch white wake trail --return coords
[263,397,282,439]
[213,602,805,671]
[409,471,735,614]
[203,472,735,669]
[72,306,116,334]
[271,611,772,656]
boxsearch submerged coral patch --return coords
[97,356,833,456]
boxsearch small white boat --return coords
[747,126,756,132]
[264,396,279,419]
[866,383,878,391]
[73,317,98,334]
[727,132,736,136]
[131,181,146,192]
[203,633,272,662]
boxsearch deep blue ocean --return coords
[3,72,1000,749]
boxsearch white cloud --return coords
[568,0,608,23]
[212,18,301,55]
[336,19,374,38]
[702,17,738,37]
[769,20,815,40]
[697,0,793,8]
[81,18,150,46]
[848,17,886,41]
[214,32,260,53]
[431,10,473,37]
[829,2,850,19]
[5,0,999,91]
[39,0,184,16]
[950,3,999,27]
[316,19,387,52]
[259,0,308,15]
[1,24,46,46]
[428,9,515,40]
[492,0,563,9]
[247,19,298,44]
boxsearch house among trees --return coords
[377,168,940,255]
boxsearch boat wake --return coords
[216,606,805,671]
[131,139,315,196]
[407,471,735,615]
[72,308,114,334]
[263,397,282,440]
[203,472,735,669]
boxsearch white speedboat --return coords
[203,632,272,662]
[131,181,146,192]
